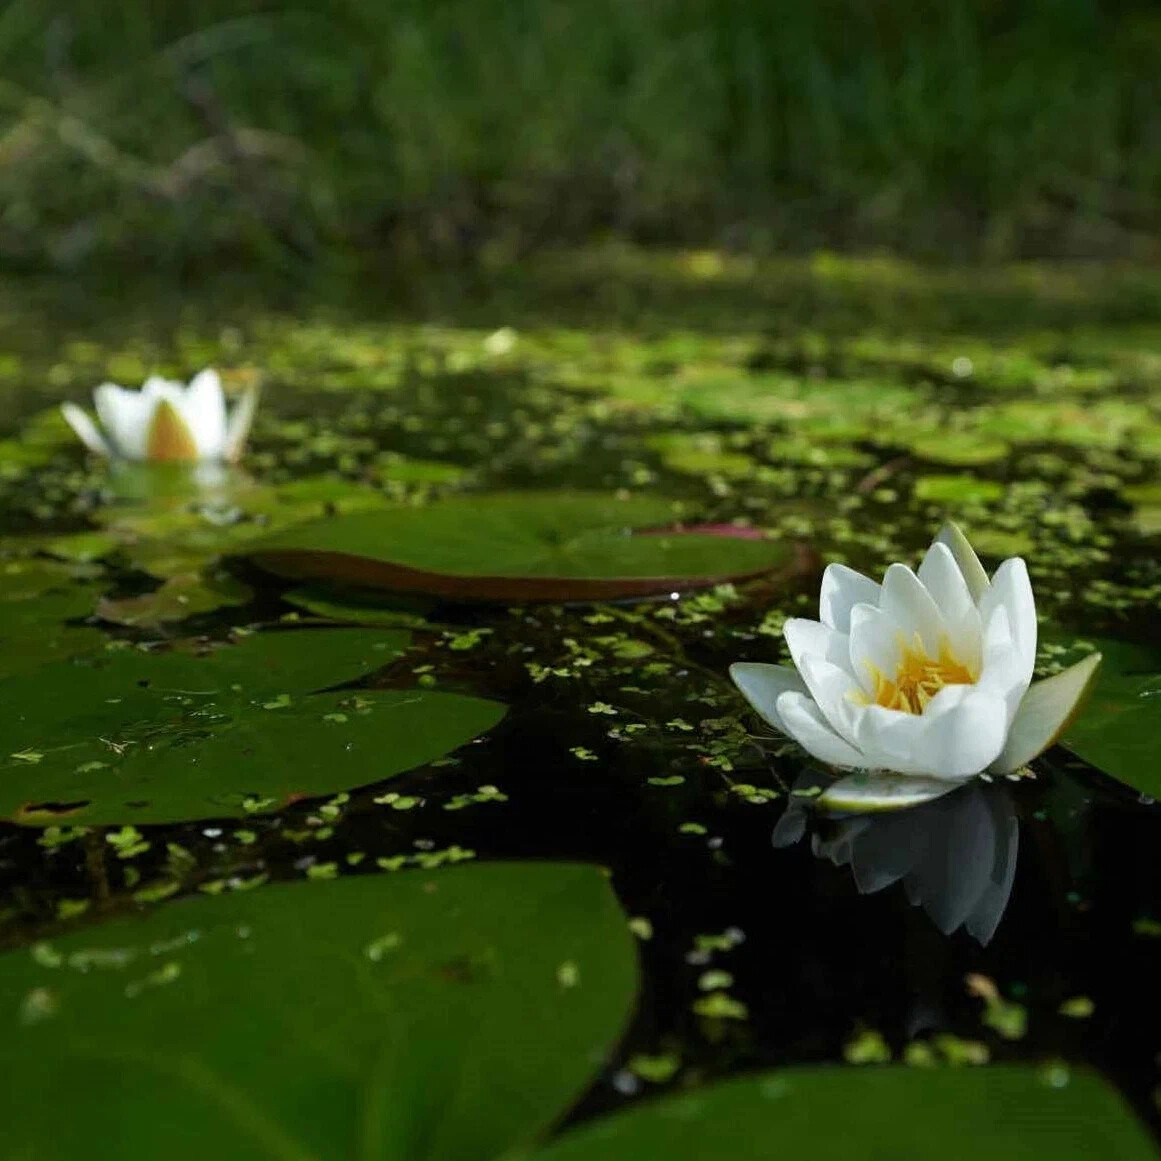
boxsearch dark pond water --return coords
[0,255,1159,1155]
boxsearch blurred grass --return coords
[2,0,1161,271]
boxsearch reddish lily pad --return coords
[244,492,801,602]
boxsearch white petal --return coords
[94,383,151,459]
[979,557,1037,683]
[179,368,228,458]
[990,652,1101,774]
[819,563,881,633]
[818,771,960,812]
[918,541,974,622]
[879,563,947,657]
[782,617,853,672]
[974,606,1028,723]
[911,689,1010,778]
[935,521,989,603]
[917,540,981,666]
[855,685,1009,779]
[796,653,863,745]
[775,691,866,769]
[141,375,185,404]
[224,386,260,462]
[729,662,807,734]
[60,403,111,456]
[847,603,904,697]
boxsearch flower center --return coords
[863,634,977,715]
[146,400,199,462]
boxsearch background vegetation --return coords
[3,0,1161,272]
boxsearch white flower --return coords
[731,523,1101,810]
[61,369,258,463]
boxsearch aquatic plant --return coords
[731,523,1102,809]
[61,369,258,463]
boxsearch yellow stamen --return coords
[859,634,976,715]
[146,400,199,462]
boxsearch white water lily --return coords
[731,523,1101,810]
[61,369,257,463]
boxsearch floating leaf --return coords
[914,475,1004,504]
[531,1066,1155,1160]
[375,452,471,485]
[909,432,1010,466]
[245,492,800,602]
[646,433,756,479]
[283,584,437,628]
[95,571,252,629]
[0,628,505,825]
[0,863,637,1161]
[0,565,106,679]
[1061,637,1161,799]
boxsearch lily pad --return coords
[0,628,506,825]
[0,863,638,1161]
[914,475,1005,505]
[0,560,107,678]
[245,492,799,602]
[646,433,756,480]
[532,1065,1154,1160]
[909,432,1010,466]
[1061,637,1161,799]
[0,593,106,679]
[95,571,252,629]
[283,585,437,628]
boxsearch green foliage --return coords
[0,863,638,1161]
[530,1066,1156,1160]
[1063,637,1161,800]
[0,629,506,825]
[247,492,797,601]
[1,0,1160,266]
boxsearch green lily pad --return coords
[283,585,437,628]
[1061,637,1161,799]
[0,556,102,600]
[0,592,106,680]
[0,628,506,825]
[909,432,1011,466]
[532,1065,1154,1160]
[646,434,756,480]
[375,452,471,485]
[914,474,1005,505]
[0,863,637,1161]
[245,492,799,602]
[0,559,107,678]
[95,571,252,629]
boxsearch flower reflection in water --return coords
[775,780,1018,945]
